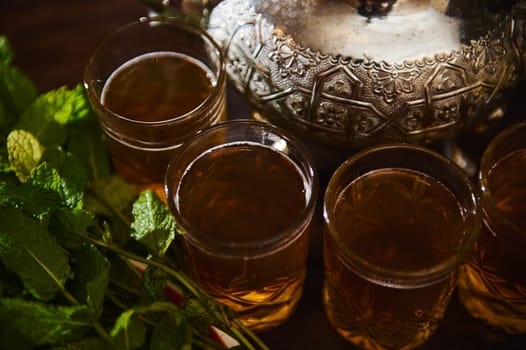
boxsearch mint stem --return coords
[233,319,270,350]
[87,234,267,349]
[228,326,258,350]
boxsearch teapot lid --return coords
[342,0,448,18]
[247,0,514,64]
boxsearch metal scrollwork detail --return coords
[369,68,421,104]
[400,108,425,134]
[470,30,507,74]
[285,93,309,120]
[354,111,382,135]
[208,0,522,148]
[269,36,319,78]
[433,100,461,127]
[315,102,350,130]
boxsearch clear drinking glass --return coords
[323,144,480,350]
[84,16,226,190]
[458,122,526,334]
[164,120,318,332]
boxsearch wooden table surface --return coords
[2,1,526,349]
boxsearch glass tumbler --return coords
[323,144,480,350]
[84,16,226,189]
[165,120,318,332]
[458,122,526,333]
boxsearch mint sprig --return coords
[0,35,268,350]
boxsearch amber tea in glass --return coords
[102,52,215,123]
[323,144,480,350]
[458,122,526,334]
[165,120,318,332]
[84,17,226,187]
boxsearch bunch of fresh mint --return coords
[0,36,267,350]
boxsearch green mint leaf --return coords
[0,147,13,173]
[0,182,9,206]
[6,129,43,182]
[27,161,83,210]
[84,175,138,246]
[0,207,72,301]
[181,298,212,335]
[0,35,36,136]
[0,260,23,297]
[184,296,235,333]
[67,120,111,182]
[0,65,36,115]
[182,298,208,319]
[16,84,91,147]
[85,175,138,217]
[69,244,110,318]
[0,97,11,139]
[130,190,176,258]
[51,84,92,125]
[110,309,147,350]
[54,208,94,236]
[150,311,192,350]
[1,172,62,218]
[42,146,88,193]
[48,208,94,250]
[0,36,13,65]
[111,302,184,350]
[142,266,168,304]
[0,63,38,135]
[0,298,92,347]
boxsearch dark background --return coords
[1,1,526,348]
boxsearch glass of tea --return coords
[323,144,480,350]
[164,120,318,332]
[84,17,226,188]
[458,122,526,334]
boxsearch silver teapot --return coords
[148,0,526,149]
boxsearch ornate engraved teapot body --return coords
[152,0,526,148]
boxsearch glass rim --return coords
[323,143,481,287]
[479,121,526,236]
[83,16,227,126]
[165,120,319,258]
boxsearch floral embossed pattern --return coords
[208,0,524,147]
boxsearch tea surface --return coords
[102,51,214,122]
